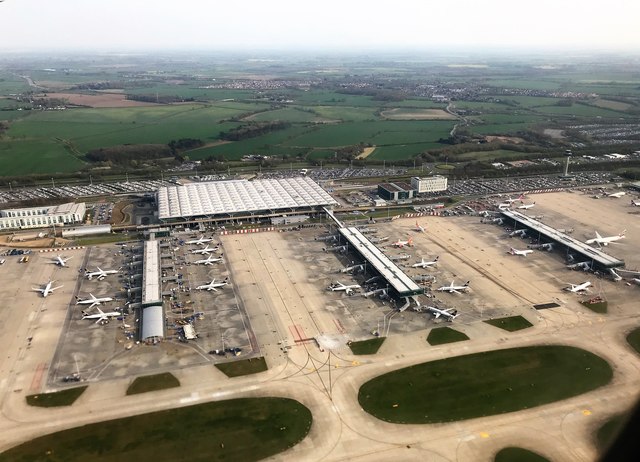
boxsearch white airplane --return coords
[76,293,114,309]
[509,247,533,257]
[412,256,439,268]
[185,235,213,246]
[631,199,640,207]
[32,280,63,297]
[85,267,119,280]
[327,281,361,295]
[608,191,626,198]
[53,255,72,267]
[82,307,121,324]
[414,221,426,233]
[194,254,223,265]
[437,280,470,294]
[505,194,525,204]
[563,281,592,293]
[517,202,536,210]
[391,236,413,248]
[196,278,229,291]
[585,230,626,247]
[191,244,217,255]
[426,306,459,321]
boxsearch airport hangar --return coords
[156,177,338,224]
[500,209,624,272]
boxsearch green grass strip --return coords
[484,316,533,332]
[215,357,268,377]
[126,372,180,396]
[348,337,386,355]
[427,327,469,345]
[25,386,88,408]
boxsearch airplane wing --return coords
[51,285,63,291]
[451,289,461,295]
[433,312,441,318]
[209,287,218,292]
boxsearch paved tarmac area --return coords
[1,193,639,461]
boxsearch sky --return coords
[0,0,638,53]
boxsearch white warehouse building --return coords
[0,202,86,230]
[411,176,448,194]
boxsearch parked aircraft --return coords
[509,229,527,237]
[567,261,592,271]
[76,293,114,309]
[631,199,640,207]
[82,307,121,324]
[32,280,63,297]
[505,194,525,204]
[585,230,626,247]
[517,202,536,210]
[391,236,413,248]
[85,267,119,280]
[370,236,389,243]
[196,278,229,291]
[340,263,364,274]
[608,191,626,198]
[412,256,439,268]
[327,281,361,295]
[414,221,426,233]
[194,254,223,265]
[53,255,72,267]
[426,306,459,321]
[509,247,533,257]
[564,281,592,293]
[632,278,640,285]
[191,244,217,255]
[437,280,470,294]
[185,236,213,245]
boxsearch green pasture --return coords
[502,95,561,107]
[534,103,629,118]
[471,114,545,125]
[290,89,378,107]
[484,79,563,91]
[126,373,180,395]
[470,122,537,135]
[0,397,312,462]
[283,120,454,148]
[627,326,640,355]
[312,105,379,122]
[369,142,444,160]
[358,345,612,424]
[26,386,88,408]
[455,150,537,162]
[0,73,33,95]
[426,327,469,345]
[494,447,550,462]
[246,107,327,123]
[307,149,337,160]
[348,337,386,355]
[484,316,533,332]
[126,84,258,101]
[0,138,85,175]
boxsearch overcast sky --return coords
[0,0,638,53]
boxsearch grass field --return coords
[348,337,386,355]
[0,397,312,462]
[494,447,550,462]
[596,413,628,451]
[126,372,180,395]
[25,386,88,408]
[215,357,268,377]
[626,326,640,355]
[483,316,533,332]
[581,299,608,314]
[455,150,536,162]
[426,327,470,345]
[358,345,612,424]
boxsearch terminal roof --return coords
[142,240,162,305]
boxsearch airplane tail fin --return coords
[408,237,413,245]
[434,256,439,261]
[620,229,626,237]
[464,281,470,286]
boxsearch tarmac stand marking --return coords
[288,324,306,343]
[333,318,347,334]
[30,362,47,392]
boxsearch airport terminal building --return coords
[156,177,337,222]
[0,202,86,230]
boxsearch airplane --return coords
[75,293,114,309]
[414,221,426,233]
[391,236,413,248]
[631,199,640,207]
[191,244,217,255]
[327,281,361,295]
[437,280,470,294]
[194,254,223,265]
[411,256,439,268]
[185,235,213,246]
[85,267,119,280]
[196,277,229,291]
[509,229,527,237]
[567,261,592,271]
[509,247,533,257]
[608,191,626,198]
[426,306,459,321]
[505,194,525,204]
[340,263,364,274]
[585,230,626,247]
[53,255,72,267]
[563,281,592,293]
[517,202,536,210]
[82,306,121,324]
[32,280,63,297]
